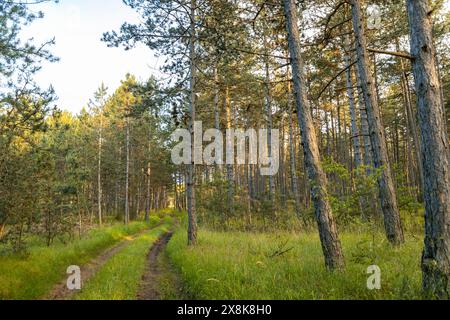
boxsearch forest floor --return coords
[167,227,424,300]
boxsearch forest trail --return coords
[45,227,154,300]
[3,0,449,302]
[137,231,182,300]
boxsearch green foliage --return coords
[322,158,425,226]
[0,73,175,252]
[393,167,423,215]
[0,0,58,160]
[0,1,58,77]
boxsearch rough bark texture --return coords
[351,0,404,245]
[357,79,373,169]
[284,0,345,270]
[187,0,198,245]
[397,40,424,196]
[407,0,450,298]
[288,87,302,221]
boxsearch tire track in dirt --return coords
[136,231,175,300]
[45,227,158,300]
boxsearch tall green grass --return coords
[0,217,161,300]
[167,228,424,300]
[76,219,173,300]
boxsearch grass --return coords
[0,216,162,300]
[167,227,424,300]
[157,250,189,300]
[75,218,173,300]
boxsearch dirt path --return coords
[46,227,184,300]
[137,231,183,300]
[45,231,145,300]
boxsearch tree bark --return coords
[225,86,234,218]
[351,0,404,245]
[344,36,363,168]
[283,0,345,270]
[288,79,303,222]
[357,74,373,170]
[264,38,275,201]
[213,64,222,178]
[187,0,198,245]
[407,0,450,299]
[397,42,424,195]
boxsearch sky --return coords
[21,0,162,114]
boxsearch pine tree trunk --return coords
[124,116,130,225]
[174,173,179,211]
[351,0,404,245]
[136,180,141,219]
[288,80,303,221]
[145,126,151,221]
[213,64,222,178]
[279,114,287,207]
[325,107,331,157]
[398,45,424,196]
[337,96,342,164]
[407,0,450,298]
[97,115,103,226]
[357,74,373,169]
[145,165,151,222]
[225,86,234,217]
[330,96,337,161]
[214,65,220,132]
[344,36,363,168]
[283,0,345,270]
[187,0,198,245]
[264,41,275,201]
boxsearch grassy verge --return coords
[0,216,162,300]
[157,250,190,300]
[75,218,173,300]
[167,228,424,300]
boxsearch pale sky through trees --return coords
[22,0,449,114]
[21,0,162,113]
